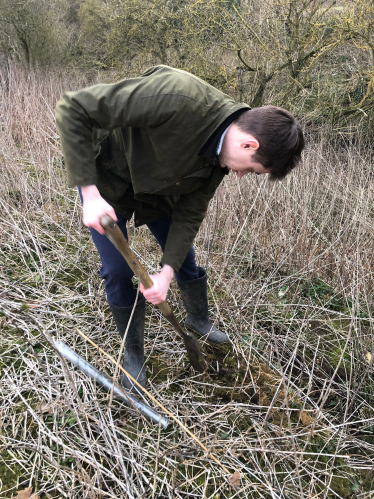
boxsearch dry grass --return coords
[1,62,374,498]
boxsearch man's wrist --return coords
[161,264,174,283]
[81,184,100,200]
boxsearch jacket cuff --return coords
[160,236,189,272]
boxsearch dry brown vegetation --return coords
[1,0,374,132]
[1,62,374,498]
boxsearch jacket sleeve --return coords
[161,168,225,271]
[55,78,189,187]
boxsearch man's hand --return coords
[81,185,117,234]
[140,264,174,305]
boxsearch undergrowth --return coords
[0,63,374,498]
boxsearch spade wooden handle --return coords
[100,215,207,373]
[100,215,172,317]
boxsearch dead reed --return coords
[1,62,373,498]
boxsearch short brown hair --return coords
[234,106,304,180]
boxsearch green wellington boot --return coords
[177,267,228,344]
[110,298,147,393]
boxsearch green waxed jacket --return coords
[55,65,249,271]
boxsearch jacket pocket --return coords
[95,134,130,175]
[95,134,131,202]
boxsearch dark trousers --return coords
[87,211,199,307]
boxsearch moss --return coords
[329,475,355,498]
[329,346,352,373]
[0,452,25,497]
[147,356,174,385]
[360,468,374,493]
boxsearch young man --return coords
[56,65,304,391]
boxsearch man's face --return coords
[226,154,271,178]
[218,124,272,178]
[219,147,272,178]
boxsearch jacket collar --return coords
[198,108,248,162]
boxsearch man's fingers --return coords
[82,192,118,234]
[83,211,118,234]
[107,208,118,222]
[140,285,159,297]
[140,272,170,305]
[140,281,165,305]
[95,222,106,235]
[82,217,105,234]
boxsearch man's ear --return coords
[241,137,260,150]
